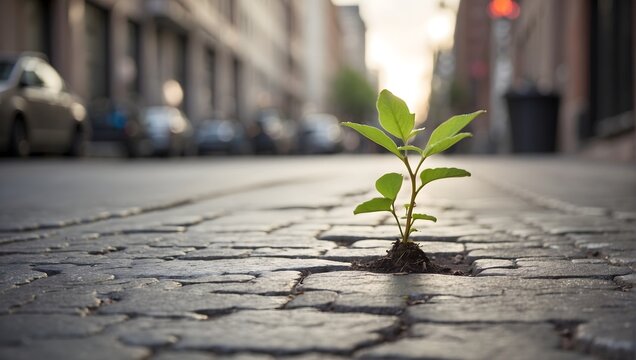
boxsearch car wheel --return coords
[9,119,30,157]
[166,144,178,157]
[124,139,140,158]
[66,126,86,157]
[183,142,198,157]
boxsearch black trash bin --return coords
[505,91,560,153]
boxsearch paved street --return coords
[0,155,635,359]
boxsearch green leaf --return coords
[420,167,471,187]
[341,122,403,158]
[412,213,437,222]
[397,145,424,156]
[375,173,403,200]
[353,197,393,214]
[408,127,426,140]
[425,110,485,150]
[424,133,472,157]
[376,89,414,143]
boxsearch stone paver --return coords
[470,258,515,274]
[107,309,397,355]
[99,287,289,318]
[0,336,150,360]
[477,259,632,279]
[0,157,634,359]
[358,323,595,360]
[0,314,126,343]
[406,291,636,323]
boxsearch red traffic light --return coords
[489,0,520,19]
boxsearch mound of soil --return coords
[351,241,467,275]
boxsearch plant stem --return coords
[402,157,416,243]
[412,156,427,197]
[401,155,427,243]
[414,156,426,179]
[390,204,405,241]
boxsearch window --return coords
[22,0,51,59]
[84,2,110,100]
[232,56,242,120]
[588,0,634,137]
[20,70,43,87]
[0,61,16,82]
[20,59,44,87]
[206,48,217,111]
[126,20,141,96]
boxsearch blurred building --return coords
[426,49,456,146]
[0,0,307,124]
[509,0,635,161]
[337,5,366,75]
[428,0,492,153]
[304,0,344,113]
[450,0,492,116]
[431,0,635,161]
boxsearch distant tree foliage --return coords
[330,67,376,122]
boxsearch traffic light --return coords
[488,0,520,19]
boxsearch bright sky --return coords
[333,0,459,117]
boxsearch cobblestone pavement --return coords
[0,156,635,359]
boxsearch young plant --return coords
[342,89,484,256]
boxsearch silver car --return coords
[299,113,343,154]
[142,106,195,156]
[0,54,88,157]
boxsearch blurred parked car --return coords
[88,99,150,157]
[142,106,195,156]
[196,119,251,155]
[0,53,88,157]
[280,118,299,154]
[249,109,296,154]
[298,113,343,154]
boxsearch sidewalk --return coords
[0,156,634,359]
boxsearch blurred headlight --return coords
[170,117,186,133]
[71,103,87,121]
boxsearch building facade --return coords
[303,0,344,113]
[0,0,307,124]
[337,5,366,76]
[509,0,635,161]
[435,0,635,160]
[446,0,492,153]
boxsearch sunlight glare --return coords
[333,0,460,116]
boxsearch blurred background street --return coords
[0,0,633,160]
[1,156,635,233]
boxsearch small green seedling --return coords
[342,89,484,248]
